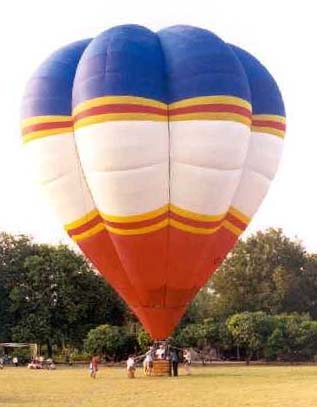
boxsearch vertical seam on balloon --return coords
[158,34,170,310]
[165,101,171,308]
[70,45,104,238]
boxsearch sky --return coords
[0,0,316,250]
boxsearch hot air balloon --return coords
[21,25,285,340]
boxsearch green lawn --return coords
[1,365,317,407]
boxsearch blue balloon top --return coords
[21,39,91,118]
[22,25,285,119]
[230,45,285,116]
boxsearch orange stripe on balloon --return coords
[226,212,248,232]
[22,96,254,143]
[72,95,167,116]
[169,103,251,119]
[104,212,168,230]
[169,95,252,110]
[169,211,224,229]
[22,120,74,135]
[168,112,251,126]
[67,213,103,236]
[21,116,73,144]
[21,115,73,127]
[252,119,285,131]
[74,113,167,130]
[252,114,286,124]
[73,104,168,122]
[251,114,286,138]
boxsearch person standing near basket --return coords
[171,350,179,377]
[183,349,192,375]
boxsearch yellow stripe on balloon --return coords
[169,218,221,235]
[169,219,242,236]
[169,95,252,110]
[169,112,251,126]
[252,114,286,124]
[228,206,250,224]
[251,126,285,138]
[74,113,167,130]
[222,220,244,236]
[22,127,73,143]
[70,216,245,240]
[73,95,167,116]
[66,204,250,237]
[64,209,99,231]
[170,204,226,222]
[71,222,106,242]
[106,219,169,236]
[101,205,169,223]
[21,115,72,128]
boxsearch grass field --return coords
[1,365,317,407]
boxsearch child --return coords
[89,356,99,379]
[127,355,136,378]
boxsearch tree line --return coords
[1,229,317,362]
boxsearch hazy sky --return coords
[0,1,315,250]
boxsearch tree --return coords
[182,287,214,324]
[0,233,37,342]
[265,313,317,361]
[227,312,273,364]
[84,325,136,361]
[203,319,234,358]
[209,229,309,318]
[172,323,206,349]
[0,233,128,355]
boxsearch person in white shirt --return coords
[143,351,153,376]
[127,355,136,378]
[155,344,165,360]
[183,349,192,375]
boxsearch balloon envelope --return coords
[21,25,285,339]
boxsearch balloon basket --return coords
[153,360,171,376]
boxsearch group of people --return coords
[88,344,192,380]
[0,355,18,368]
[127,344,192,378]
[0,355,56,370]
[28,356,56,370]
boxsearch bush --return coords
[64,349,90,362]
[136,328,152,353]
[227,312,274,364]
[265,314,317,361]
[84,325,137,361]
[172,323,207,349]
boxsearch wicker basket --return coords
[153,359,171,376]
